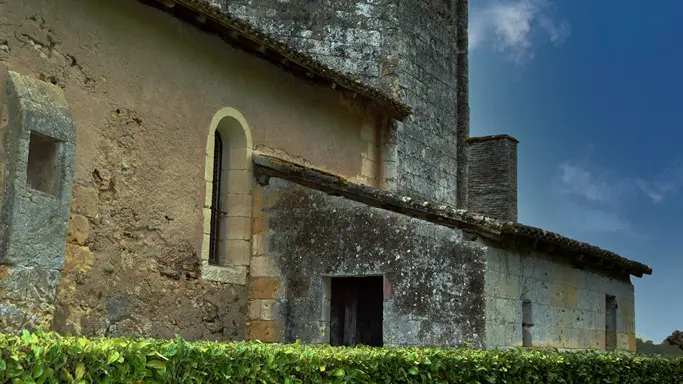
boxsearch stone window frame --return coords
[201,107,253,285]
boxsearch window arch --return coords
[202,108,253,284]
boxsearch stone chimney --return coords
[466,134,518,222]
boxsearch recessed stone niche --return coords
[26,131,62,196]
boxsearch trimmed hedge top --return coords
[1,330,682,383]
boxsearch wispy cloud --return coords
[469,0,570,64]
[553,148,682,234]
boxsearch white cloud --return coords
[469,0,570,64]
[635,180,674,203]
[553,149,683,234]
[556,160,632,207]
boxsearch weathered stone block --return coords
[202,208,212,235]
[247,320,280,343]
[532,325,549,346]
[546,326,563,348]
[484,271,501,299]
[248,299,261,320]
[227,147,250,171]
[220,239,251,266]
[251,231,269,256]
[549,284,565,307]
[311,321,330,345]
[202,263,247,285]
[384,318,423,346]
[221,193,252,217]
[563,286,579,309]
[590,329,606,350]
[221,216,251,241]
[0,300,55,332]
[252,212,268,234]
[66,214,90,245]
[63,244,95,275]
[0,266,60,303]
[107,296,131,323]
[249,278,280,299]
[203,181,213,208]
[200,233,211,261]
[260,299,278,321]
[250,255,280,278]
[628,333,636,352]
[500,273,522,300]
[225,170,252,194]
[0,62,7,108]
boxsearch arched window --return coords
[209,131,223,265]
[202,108,253,284]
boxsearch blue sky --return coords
[468,0,682,343]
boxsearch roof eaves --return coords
[145,0,412,120]
[499,223,653,277]
[251,154,653,278]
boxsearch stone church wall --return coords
[248,176,487,347]
[0,0,387,339]
[222,0,463,205]
[483,245,636,352]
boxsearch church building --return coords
[0,0,650,352]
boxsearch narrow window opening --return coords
[208,131,223,265]
[330,276,383,347]
[522,300,533,347]
[26,131,61,195]
[605,295,617,350]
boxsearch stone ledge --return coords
[201,263,247,285]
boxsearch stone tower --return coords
[217,0,469,206]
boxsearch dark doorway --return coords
[330,276,383,347]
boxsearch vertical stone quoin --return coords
[0,67,77,332]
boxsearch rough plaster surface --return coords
[0,0,404,339]
[467,137,518,222]
[255,177,487,347]
[220,0,461,204]
[0,68,75,332]
[483,244,636,352]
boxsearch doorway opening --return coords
[330,276,384,347]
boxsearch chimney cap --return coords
[466,134,519,144]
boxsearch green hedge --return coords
[1,330,682,383]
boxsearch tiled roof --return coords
[142,0,412,120]
[252,154,653,278]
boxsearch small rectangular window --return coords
[26,131,61,195]
[522,300,533,347]
[605,295,617,350]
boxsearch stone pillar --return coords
[0,66,76,332]
[466,134,518,222]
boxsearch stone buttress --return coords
[0,64,76,331]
